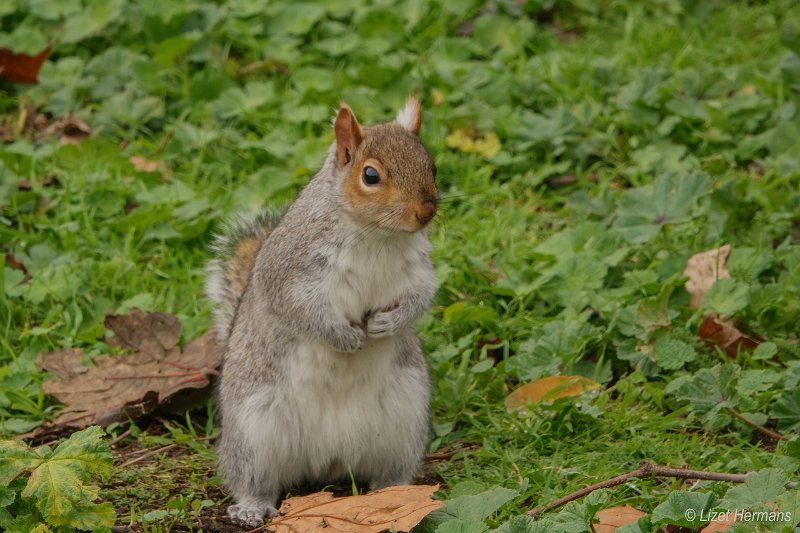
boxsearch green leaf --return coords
[436,519,491,533]
[493,515,553,533]
[653,336,698,370]
[0,439,41,486]
[781,24,800,55]
[771,389,800,433]
[727,247,773,282]
[0,0,17,17]
[616,515,654,533]
[443,302,498,324]
[752,341,777,360]
[0,23,49,55]
[0,513,43,533]
[635,294,671,334]
[553,253,608,295]
[669,364,738,428]
[736,369,782,396]
[436,487,518,522]
[61,0,125,43]
[511,319,599,380]
[651,491,719,528]
[614,173,711,244]
[774,490,800,527]
[472,14,535,58]
[266,3,326,36]
[16,427,114,528]
[0,477,23,510]
[704,279,750,317]
[548,501,595,533]
[723,469,788,508]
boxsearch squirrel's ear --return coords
[334,104,364,166]
[395,96,422,136]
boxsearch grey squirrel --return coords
[206,97,438,528]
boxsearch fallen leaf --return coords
[472,132,501,158]
[700,512,736,532]
[445,128,502,158]
[698,313,760,358]
[60,117,91,144]
[506,375,601,411]
[0,47,51,84]
[43,115,91,145]
[130,155,170,175]
[104,310,181,356]
[594,505,646,532]
[684,245,731,308]
[267,485,444,533]
[24,309,219,439]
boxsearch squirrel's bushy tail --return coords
[206,212,279,345]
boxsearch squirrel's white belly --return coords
[240,337,426,484]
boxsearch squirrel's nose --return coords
[415,200,437,225]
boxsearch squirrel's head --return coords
[333,97,437,233]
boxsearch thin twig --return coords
[529,461,798,517]
[727,407,784,441]
[118,443,176,468]
[109,427,132,447]
[425,450,461,461]
[425,445,477,461]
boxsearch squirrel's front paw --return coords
[367,307,405,338]
[331,322,366,352]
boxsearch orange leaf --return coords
[506,375,601,411]
[594,505,646,532]
[683,245,731,308]
[0,47,51,84]
[267,484,444,533]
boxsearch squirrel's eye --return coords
[362,165,381,186]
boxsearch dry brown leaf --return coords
[25,309,219,438]
[684,245,731,308]
[0,47,50,84]
[506,375,601,411]
[701,512,736,532]
[130,155,170,175]
[685,246,764,358]
[105,310,181,356]
[593,505,646,532]
[698,313,760,358]
[267,485,444,533]
[43,115,91,145]
[60,116,91,145]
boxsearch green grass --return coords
[2,0,800,531]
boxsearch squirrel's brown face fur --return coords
[335,101,437,233]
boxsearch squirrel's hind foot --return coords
[227,501,279,528]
